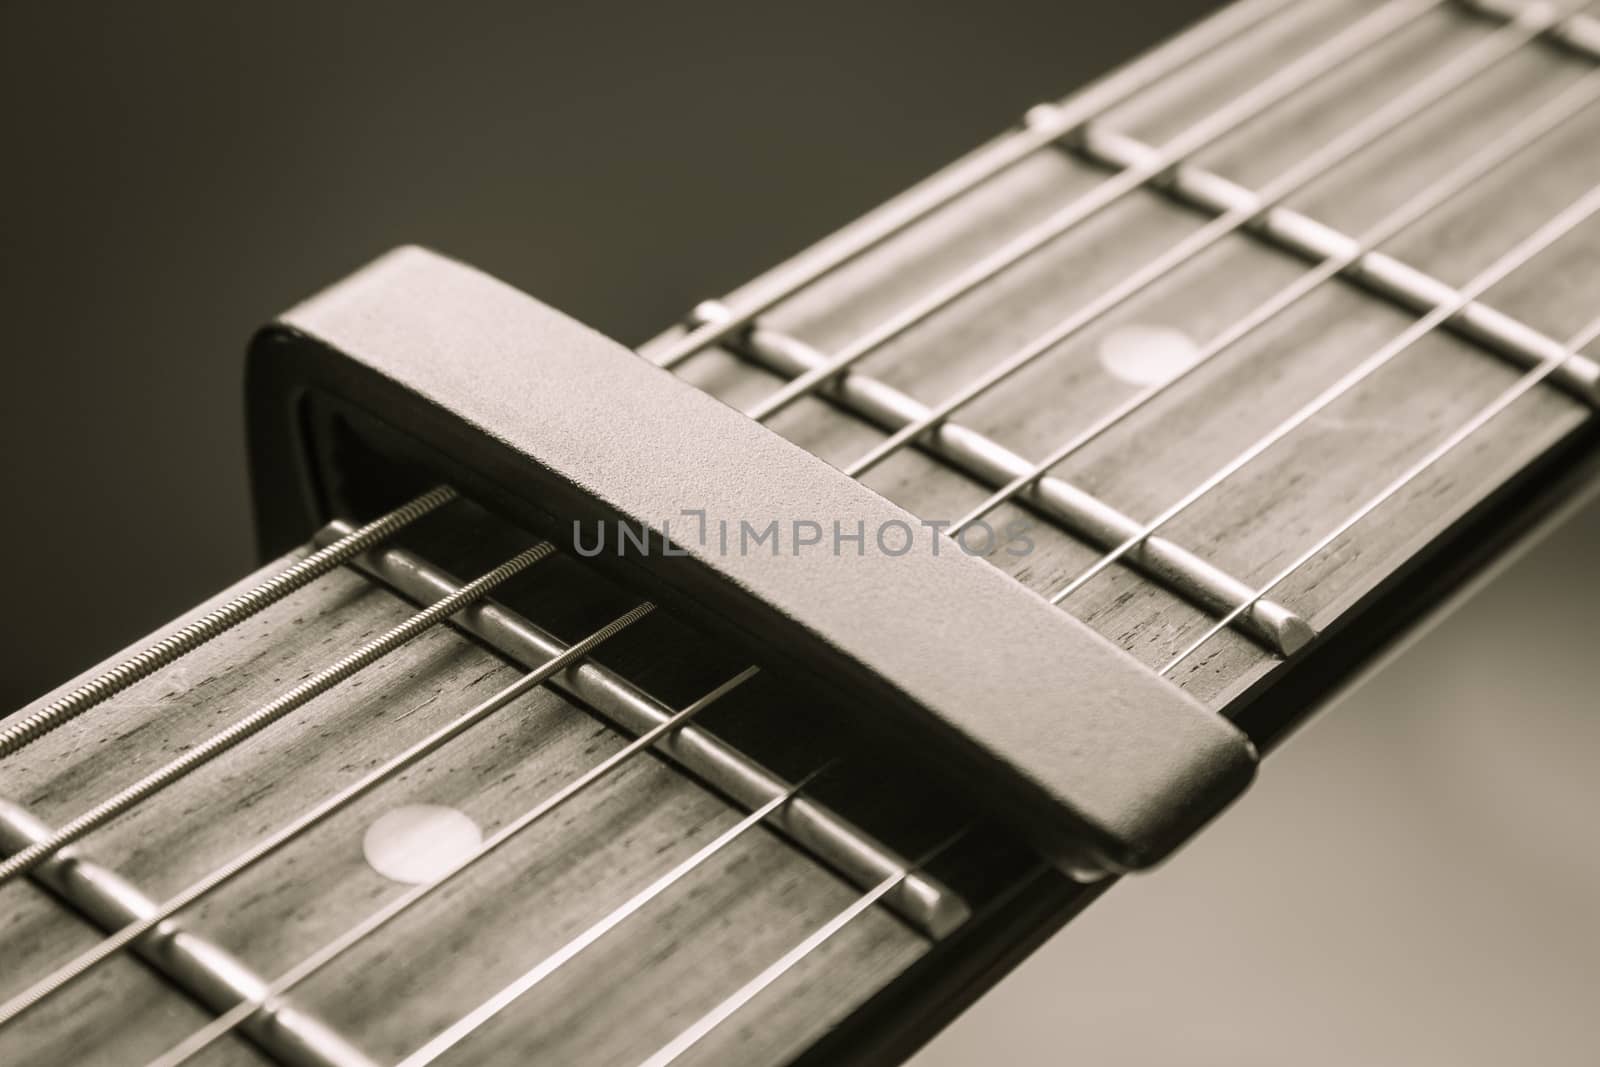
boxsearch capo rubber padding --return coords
[249,246,1256,874]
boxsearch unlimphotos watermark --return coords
[572,509,1034,559]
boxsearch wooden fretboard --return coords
[647,0,1600,722]
[5,0,1600,1064]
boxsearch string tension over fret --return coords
[9,0,1600,1061]
[248,248,1257,878]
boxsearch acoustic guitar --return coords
[4,0,1598,1063]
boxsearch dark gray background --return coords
[0,1,1218,708]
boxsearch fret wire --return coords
[0,541,555,888]
[843,0,1585,482]
[732,324,1315,655]
[652,0,1304,371]
[1048,179,1600,608]
[0,487,457,762]
[392,762,825,1067]
[740,0,1448,424]
[1159,310,1600,676]
[139,646,776,1067]
[631,827,969,1067]
[948,66,1600,533]
[317,522,969,939]
[0,602,667,1031]
[0,799,381,1067]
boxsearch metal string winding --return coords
[0,486,456,761]
[0,600,667,1028]
[140,645,777,1067]
[0,539,554,886]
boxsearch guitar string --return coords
[0,0,1286,826]
[1158,308,1600,675]
[0,541,557,887]
[287,14,1600,1063]
[629,827,971,1067]
[264,118,1600,1067]
[151,12,1600,1061]
[140,687,826,1067]
[946,67,1600,533]
[1047,177,1600,608]
[390,762,836,1067]
[651,0,1301,372]
[0,486,457,761]
[0,0,1288,853]
[9,0,1587,1055]
[326,70,1600,1067]
[0,601,682,1029]
[840,0,1585,480]
[652,0,1303,372]
[738,0,1447,423]
[223,56,1600,1067]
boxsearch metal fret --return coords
[1075,125,1600,403]
[12,3,1600,1063]
[391,773,825,1067]
[675,43,1600,663]
[1050,179,1600,607]
[0,541,554,886]
[698,318,1313,655]
[3,519,966,1060]
[318,522,967,937]
[0,581,656,1031]
[0,800,376,1067]
[1469,0,1600,56]
[838,0,1594,480]
[1161,309,1600,674]
[632,831,965,1067]
[947,68,1600,536]
[634,873,903,1067]
[735,0,1447,424]
[652,0,1303,371]
[0,486,456,760]
[138,664,831,1067]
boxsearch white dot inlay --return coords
[1098,324,1201,386]
[362,804,482,885]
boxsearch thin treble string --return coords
[841,0,1583,481]
[940,69,1600,533]
[632,825,972,1067]
[0,603,676,1029]
[652,0,1304,371]
[1047,179,1600,609]
[740,0,1447,424]
[1159,309,1600,675]
[0,540,558,888]
[392,759,832,1067]
[142,652,779,1067]
[0,486,458,761]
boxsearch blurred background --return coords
[2,2,1594,1063]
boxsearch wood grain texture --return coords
[7,0,1600,1064]
[657,0,1600,712]
[0,530,940,1067]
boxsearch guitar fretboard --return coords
[5,1,1600,1065]
[643,0,1600,719]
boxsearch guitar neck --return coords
[5,1,1600,1065]
[644,0,1600,734]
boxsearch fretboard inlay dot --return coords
[1097,324,1202,386]
[362,804,483,885]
